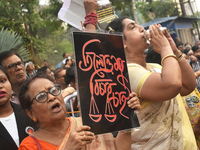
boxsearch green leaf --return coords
[0,28,31,62]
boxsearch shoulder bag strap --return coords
[30,136,42,150]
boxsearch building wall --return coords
[177,28,195,45]
[160,19,196,45]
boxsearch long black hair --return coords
[0,65,10,80]
[105,17,127,33]
[145,46,161,64]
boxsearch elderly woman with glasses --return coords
[18,75,141,150]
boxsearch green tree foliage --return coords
[37,0,73,67]
[0,28,30,61]
[38,0,63,34]
[0,0,73,68]
[136,0,179,22]
[0,0,31,48]
[110,0,134,18]
[35,30,73,68]
[0,0,21,20]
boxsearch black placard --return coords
[73,31,140,135]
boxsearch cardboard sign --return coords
[73,31,140,135]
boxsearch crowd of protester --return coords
[1,0,200,149]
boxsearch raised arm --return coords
[140,24,182,101]
[83,0,98,32]
[163,27,196,96]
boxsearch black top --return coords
[0,102,36,150]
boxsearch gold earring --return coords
[32,117,37,122]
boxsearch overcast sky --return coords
[196,0,200,12]
[39,0,49,5]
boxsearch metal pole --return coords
[179,0,186,16]
[188,0,194,15]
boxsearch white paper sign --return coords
[58,0,85,30]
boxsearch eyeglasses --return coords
[7,61,24,70]
[31,86,61,104]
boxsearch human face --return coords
[64,53,69,58]
[27,64,34,72]
[68,59,72,66]
[122,19,149,53]
[186,50,194,59]
[2,55,26,87]
[0,70,12,106]
[27,78,66,124]
[194,48,200,58]
[178,45,184,52]
[46,68,55,82]
[55,70,66,87]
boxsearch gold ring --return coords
[148,38,151,41]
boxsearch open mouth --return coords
[0,91,6,98]
[51,103,61,112]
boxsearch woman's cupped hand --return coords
[63,126,95,150]
[146,24,172,54]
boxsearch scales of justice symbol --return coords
[88,71,130,123]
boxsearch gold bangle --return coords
[161,54,178,66]
[177,53,182,59]
[177,50,182,58]
[178,54,184,63]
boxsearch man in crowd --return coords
[176,42,184,52]
[56,52,69,68]
[54,68,68,90]
[0,50,26,104]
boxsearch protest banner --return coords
[73,31,140,135]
